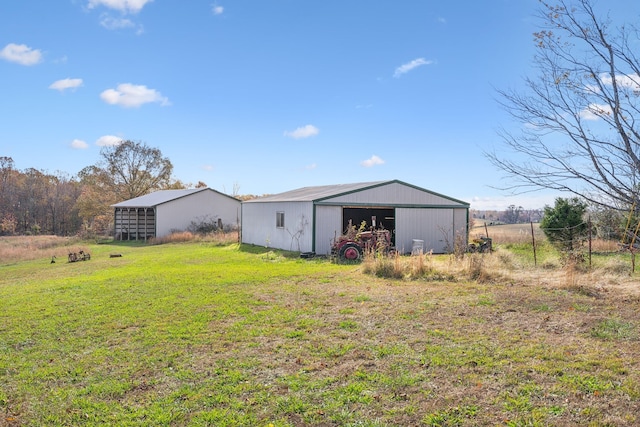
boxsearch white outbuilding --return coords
[241,180,469,255]
[112,188,241,240]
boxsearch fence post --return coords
[588,215,592,268]
[531,221,537,267]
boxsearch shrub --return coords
[187,215,222,234]
[540,198,589,251]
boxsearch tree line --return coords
[0,141,195,237]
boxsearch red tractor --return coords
[331,227,392,261]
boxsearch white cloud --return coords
[393,58,433,78]
[284,124,319,139]
[202,165,214,171]
[212,4,224,15]
[100,83,170,108]
[600,73,640,91]
[70,139,89,149]
[49,78,83,92]
[361,155,385,167]
[87,0,153,14]
[580,73,640,120]
[305,163,317,170]
[99,15,135,30]
[0,43,42,66]
[96,135,124,146]
[579,103,613,121]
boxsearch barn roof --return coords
[112,188,238,208]
[243,181,387,203]
[244,180,469,206]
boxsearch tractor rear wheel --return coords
[339,242,363,261]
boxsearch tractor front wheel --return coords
[339,242,363,261]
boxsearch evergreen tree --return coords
[540,198,588,251]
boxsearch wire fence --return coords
[472,219,632,267]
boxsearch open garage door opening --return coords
[342,207,395,247]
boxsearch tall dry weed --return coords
[411,250,435,276]
[362,250,404,279]
[591,238,622,252]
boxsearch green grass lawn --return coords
[1,241,639,426]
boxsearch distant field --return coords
[471,221,620,253]
[471,221,546,243]
[1,239,639,425]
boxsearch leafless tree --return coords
[488,0,640,210]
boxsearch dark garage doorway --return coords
[342,207,395,246]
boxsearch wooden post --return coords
[484,222,490,239]
[530,221,537,267]
[588,215,592,268]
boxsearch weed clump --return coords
[362,251,404,279]
[494,249,519,270]
[464,253,503,283]
[599,258,632,275]
[362,251,459,281]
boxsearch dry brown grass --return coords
[0,235,86,264]
[0,231,240,265]
[596,238,627,252]
[361,245,640,300]
[471,222,545,245]
[446,249,640,297]
[148,230,239,245]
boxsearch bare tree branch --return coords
[488,0,640,210]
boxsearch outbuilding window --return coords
[276,211,285,228]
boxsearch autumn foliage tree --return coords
[0,141,181,236]
[0,157,82,235]
[75,140,179,236]
[100,140,174,200]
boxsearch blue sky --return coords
[1,0,632,209]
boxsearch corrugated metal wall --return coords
[395,208,455,254]
[453,208,468,242]
[156,190,241,237]
[314,205,342,255]
[241,201,314,252]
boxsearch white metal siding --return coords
[156,190,241,237]
[453,208,468,242]
[395,208,455,254]
[242,202,314,252]
[314,205,343,255]
[322,182,463,206]
[241,181,468,255]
